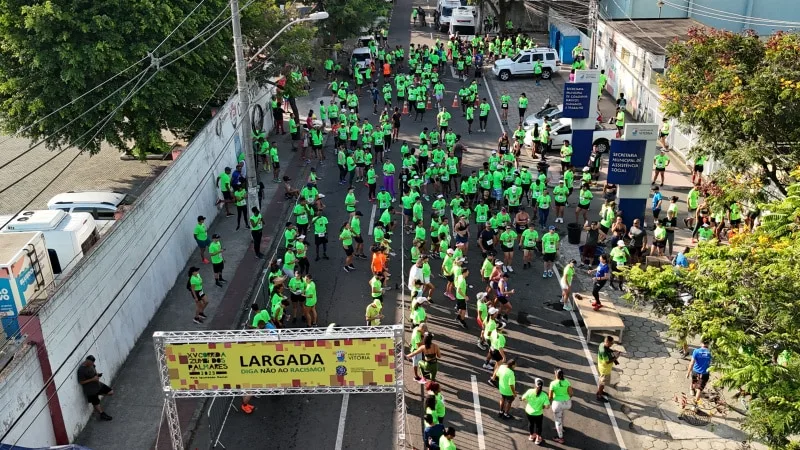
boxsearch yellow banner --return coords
[164,337,396,391]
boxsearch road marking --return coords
[430,32,433,40]
[470,375,487,450]
[334,393,350,450]
[481,73,506,135]
[551,265,629,450]
[368,203,377,235]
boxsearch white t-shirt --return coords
[408,265,423,291]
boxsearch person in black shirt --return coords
[581,221,600,268]
[424,414,445,449]
[77,355,113,420]
[478,221,496,257]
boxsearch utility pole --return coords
[230,0,259,209]
[588,0,599,68]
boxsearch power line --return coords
[0,91,254,448]
[601,0,668,52]
[667,0,800,26]
[661,0,800,29]
[0,0,213,150]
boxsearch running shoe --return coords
[193,317,203,324]
[477,342,487,350]
[343,266,351,272]
[507,266,514,273]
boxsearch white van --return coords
[448,7,479,39]
[491,47,561,81]
[0,210,99,275]
[437,0,464,32]
[349,47,373,75]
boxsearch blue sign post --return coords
[562,82,592,119]
[607,140,647,185]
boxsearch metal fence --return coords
[208,396,237,449]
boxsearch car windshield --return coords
[453,25,475,35]
[442,7,454,16]
[353,52,371,62]
[534,106,558,119]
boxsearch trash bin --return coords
[567,222,582,245]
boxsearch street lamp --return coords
[230,2,329,209]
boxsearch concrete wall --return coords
[0,345,56,447]
[0,84,275,444]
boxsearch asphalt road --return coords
[212,2,628,449]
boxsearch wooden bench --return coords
[572,292,626,343]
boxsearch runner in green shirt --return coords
[494,359,518,420]
[188,267,207,324]
[560,259,576,311]
[519,224,540,269]
[340,223,355,272]
[208,234,225,287]
[522,378,551,444]
[193,216,210,263]
[541,227,559,278]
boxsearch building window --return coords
[621,47,630,63]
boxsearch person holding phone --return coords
[77,355,113,420]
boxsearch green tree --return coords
[659,29,800,196]
[0,0,319,156]
[315,0,389,45]
[624,172,800,449]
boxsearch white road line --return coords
[552,265,629,450]
[368,203,377,235]
[430,32,434,40]
[470,375,487,450]
[481,73,506,135]
[334,393,350,450]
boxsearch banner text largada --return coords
[164,337,396,391]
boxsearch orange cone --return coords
[452,94,459,108]
[402,101,409,115]
[426,97,432,110]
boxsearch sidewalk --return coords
[555,160,762,450]
[75,85,326,450]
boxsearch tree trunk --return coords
[288,97,300,125]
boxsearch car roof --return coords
[47,191,127,207]
[352,47,372,54]
[521,47,557,53]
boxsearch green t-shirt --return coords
[497,365,516,396]
[521,229,539,248]
[194,223,208,241]
[313,216,328,235]
[340,228,353,246]
[209,241,223,264]
[542,232,559,254]
[549,379,572,402]
[562,265,575,285]
[190,273,203,292]
[218,172,231,191]
[251,309,271,328]
[522,389,550,415]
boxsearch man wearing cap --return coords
[77,355,113,421]
[208,234,226,287]
[541,226,559,278]
[609,240,630,290]
[575,182,593,224]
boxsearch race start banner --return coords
[164,337,396,391]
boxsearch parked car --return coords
[47,190,135,229]
[523,104,564,130]
[524,118,616,153]
[348,47,373,75]
[491,48,560,81]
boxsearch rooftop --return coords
[603,18,705,55]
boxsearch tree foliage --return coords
[315,0,389,45]
[0,0,318,156]
[659,29,800,196]
[624,171,800,449]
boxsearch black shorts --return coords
[692,371,710,390]
[555,201,566,207]
[543,252,556,262]
[212,262,224,273]
[694,164,704,173]
[501,244,513,253]
[357,163,366,168]
[578,204,589,210]
[501,394,515,402]
[456,299,467,311]
[291,293,304,303]
[194,290,205,300]
[582,244,596,259]
[655,167,665,172]
[496,295,508,305]
[222,190,233,200]
[655,240,666,249]
[467,118,473,124]
[491,349,503,361]
[86,383,113,406]
[292,132,300,141]
[659,132,668,138]
[652,208,662,218]
[315,235,328,245]
[599,224,609,234]
[354,235,364,244]
[344,245,354,256]
[272,162,280,169]
[446,275,455,283]
[629,246,642,258]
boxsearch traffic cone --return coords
[452,94,459,108]
[426,97,432,110]
[402,101,409,115]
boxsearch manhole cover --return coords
[679,408,711,426]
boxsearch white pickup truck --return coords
[523,118,617,153]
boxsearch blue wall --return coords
[548,24,581,64]
[600,0,799,36]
